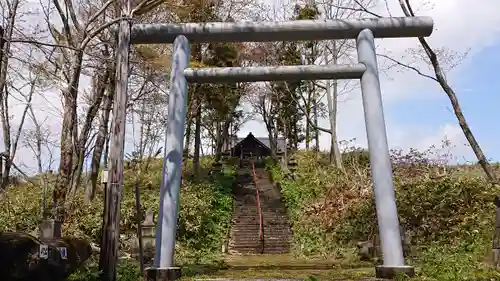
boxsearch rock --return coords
[356,240,377,262]
[0,232,92,281]
[356,227,412,263]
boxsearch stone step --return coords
[232,219,289,224]
[194,278,302,281]
[230,168,292,256]
[228,246,290,252]
[233,209,287,214]
[230,237,292,243]
[234,203,285,207]
[229,244,291,250]
[231,226,291,231]
[231,229,290,234]
[231,230,292,235]
[232,224,291,229]
[233,211,288,216]
[230,236,292,241]
[230,236,292,242]
[233,210,288,214]
[230,233,292,238]
[228,248,290,254]
[230,235,292,241]
[231,221,290,226]
[230,234,291,239]
[229,240,292,247]
[232,215,288,219]
[231,227,291,232]
[229,239,291,245]
[232,214,288,219]
[230,237,291,243]
[230,228,291,234]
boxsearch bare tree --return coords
[397,0,497,184]
[32,0,125,220]
[249,84,280,157]
[23,110,57,217]
[0,0,22,189]
[319,0,371,167]
[338,0,497,184]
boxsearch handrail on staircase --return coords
[249,155,264,253]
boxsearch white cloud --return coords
[6,0,500,174]
[243,0,500,163]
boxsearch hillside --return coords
[0,157,236,280]
[1,147,500,281]
[267,148,500,281]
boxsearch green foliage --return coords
[341,148,370,167]
[271,40,305,148]
[0,157,235,278]
[294,4,321,20]
[268,146,500,279]
[67,260,142,281]
[417,238,500,281]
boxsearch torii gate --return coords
[107,16,433,281]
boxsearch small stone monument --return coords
[288,157,298,175]
[132,210,156,266]
[39,219,62,240]
[221,152,231,163]
[211,161,223,177]
[142,211,156,247]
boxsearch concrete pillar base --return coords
[375,265,415,279]
[145,267,181,281]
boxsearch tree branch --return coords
[377,53,438,82]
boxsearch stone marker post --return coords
[39,219,62,239]
[142,211,157,264]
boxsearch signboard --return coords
[101,170,109,184]
[58,247,68,260]
[39,244,48,259]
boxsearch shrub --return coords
[269,143,500,279]
[0,157,236,278]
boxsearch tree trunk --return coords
[293,123,298,150]
[313,85,319,152]
[216,120,232,161]
[325,42,343,169]
[215,122,222,161]
[86,63,115,204]
[184,119,192,156]
[193,105,201,175]
[138,98,146,159]
[400,0,498,184]
[305,106,310,150]
[0,0,20,189]
[53,50,84,221]
[70,61,110,196]
[283,125,288,166]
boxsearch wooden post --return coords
[98,15,131,281]
[135,182,145,274]
[493,196,500,267]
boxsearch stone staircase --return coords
[228,167,292,255]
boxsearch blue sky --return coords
[239,0,500,164]
[7,0,500,173]
[240,42,500,164]
[384,43,500,162]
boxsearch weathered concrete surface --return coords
[0,232,92,281]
